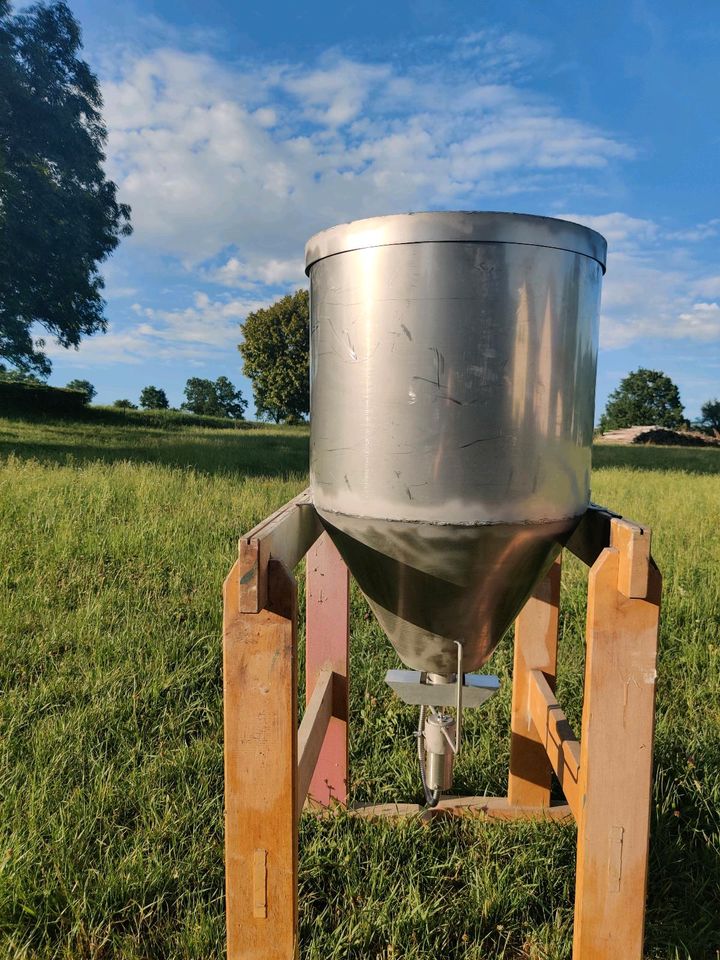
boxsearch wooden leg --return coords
[223,558,298,960]
[573,547,661,960]
[508,555,561,807]
[305,533,350,807]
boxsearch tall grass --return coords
[0,416,717,959]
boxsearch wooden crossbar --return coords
[296,665,335,818]
[527,669,581,818]
[336,797,573,821]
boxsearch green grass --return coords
[0,415,718,959]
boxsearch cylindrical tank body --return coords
[306,212,605,674]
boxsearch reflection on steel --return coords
[306,212,606,674]
[423,711,456,794]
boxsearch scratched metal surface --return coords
[306,212,605,672]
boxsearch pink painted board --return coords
[305,533,349,806]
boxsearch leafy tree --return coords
[181,376,246,419]
[0,1,131,376]
[699,398,720,433]
[239,289,309,423]
[0,363,42,384]
[113,398,137,409]
[65,378,96,403]
[139,385,169,410]
[182,378,216,416]
[599,368,685,432]
[213,376,247,419]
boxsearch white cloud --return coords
[45,292,270,366]
[103,285,139,299]
[138,291,268,347]
[560,212,720,348]
[281,59,393,127]
[667,219,720,242]
[211,256,305,288]
[678,302,720,338]
[90,36,718,368]
[101,43,632,275]
[691,275,720,299]
[567,212,660,249]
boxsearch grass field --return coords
[0,414,718,959]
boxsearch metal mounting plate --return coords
[385,670,500,707]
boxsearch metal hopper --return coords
[306,212,605,681]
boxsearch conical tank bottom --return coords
[317,508,577,674]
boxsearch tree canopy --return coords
[239,289,309,423]
[0,363,42,384]
[65,378,95,403]
[599,368,685,432]
[0,0,131,376]
[139,385,169,410]
[113,398,137,409]
[181,376,246,419]
[700,398,720,433]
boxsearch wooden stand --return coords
[223,493,661,960]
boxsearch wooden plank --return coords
[527,669,581,819]
[296,665,334,818]
[573,547,661,960]
[305,533,350,806]
[237,489,323,613]
[431,796,573,821]
[223,558,298,960]
[306,797,573,822]
[610,517,651,599]
[508,555,561,807]
[344,802,425,820]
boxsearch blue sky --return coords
[31,0,719,420]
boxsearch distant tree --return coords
[0,364,42,384]
[65,378,96,403]
[139,385,169,410]
[181,378,216,416]
[599,368,685,432]
[113,398,137,409]
[0,0,132,377]
[213,376,247,419]
[181,376,247,419]
[699,398,720,433]
[239,289,309,423]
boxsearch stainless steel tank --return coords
[306,212,606,674]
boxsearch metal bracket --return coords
[385,670,500,707]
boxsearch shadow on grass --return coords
[5,413,719,480]
[0,416,310,479]
[593,444,720,475]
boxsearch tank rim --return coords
[304,210,607,275]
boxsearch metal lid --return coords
[305,211,607,274]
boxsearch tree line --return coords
[4,294,720,432]
[43,376,247,419]
[113,377,247,419]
